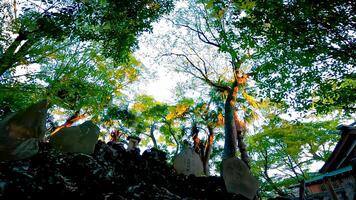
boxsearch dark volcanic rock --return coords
[0,141,250,200]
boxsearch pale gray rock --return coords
[173,148,204,176]
[222,157,259,200]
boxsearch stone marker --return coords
[173,147,204,176]
[222,157,259,200]
[0,100,48,160]
[127,136,141,151]
[50,121,99,154]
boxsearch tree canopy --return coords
[0,0,173,76]
[0,0,354,198]
[248,117,340,198]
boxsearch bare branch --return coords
[167,18,221,48]
[163,52,229,92]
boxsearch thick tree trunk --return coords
[233,111,250,168]
[223,82,238,159]
[150,122,158,148]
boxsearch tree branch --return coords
[167,18,220,48]
[163,52,229,92]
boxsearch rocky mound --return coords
[0,141,248,200]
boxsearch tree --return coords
[156,0,261,168]
[0,40,142,131]
[101,95,187,157]
[153,0,353,170]
[0,0,173,77]
[248,117,340,198]
[0,0,173,133]
[181,98,224,175]
[130,95,170,148]
[224,0,355,115]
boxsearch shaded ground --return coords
[0,141,248,200]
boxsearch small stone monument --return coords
[50,121,99,154]
[222,157,259,200]
[0,100,48,160]
[173,147,204,176]
[127,136,141,151]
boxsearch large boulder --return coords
[173,148,204,176]
[49,121,99,154]
[222,157,259,200]
[0,100,48,160]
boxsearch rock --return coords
[126,182,182,200]
[0,100,48,160]
[222,157,259,200]
[173,148,204,176]
[142,148,167,163]
[0,180,7,194]
[268,197,292,200]
[111,142,125,153]
[93,140,118,162]
[11,138,39,159]
[49,121,99,154]
[0,140,256,200]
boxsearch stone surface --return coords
[173,148,204,176]
[127,136,141,151]
[0,100,48,160]
[49,121,99,154]
[222,157,259,200]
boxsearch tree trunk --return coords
[202,125,214,175]
[192,123,200,153]
[110,130,124,142]
[168,124,180,156]
[233,110,250,168]
[150,122,158,148]
[13,0,17,19]
[223,82,238,159]
[299,180,306,200]
[51,111,86,136]
[261,149,288,197]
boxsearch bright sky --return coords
[134,21,182,103]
